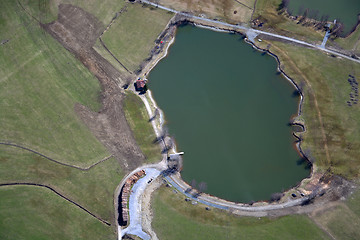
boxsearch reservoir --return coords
[148,25,310,203]
[287,0,360,35]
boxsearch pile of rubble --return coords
[120,170,146,225]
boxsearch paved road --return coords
[166,173,308,213]
[140,0,360,64]
[164,175,229,210]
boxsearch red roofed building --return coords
[135,79,147,92]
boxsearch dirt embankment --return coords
[43,4,144,171]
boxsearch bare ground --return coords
[43,4,144,171]
[141,177,163,240]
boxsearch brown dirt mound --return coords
[43,4,144,170]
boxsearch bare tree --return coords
[298,5,304,16]
[313,10,319,20]
[303,8,309,18]
[331,22,344,38]
[281,0,290,9]
[198,182,207,193]
[149,108,159,122]
[153,0,159,7]
[190,179,197,189]
[270,192,284,202]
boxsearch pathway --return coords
[320,30,331,49]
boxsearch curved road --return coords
[140,0,360,64]
[165,173,310,213]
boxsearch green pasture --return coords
[152,186,329,240]
[0,144,124,223]
[0,185,116,240]
[123,92,162,163]
[100,3,174,72]
[0,0,110,167]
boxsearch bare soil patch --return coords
[43,4,144,170]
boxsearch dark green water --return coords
[148,25,310,203]
[287,0,360,35]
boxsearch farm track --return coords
[233,0,253,10]
[99,38,133,74]
[0,142,113,170]
[98,3,133,74]
[250,0,257,21]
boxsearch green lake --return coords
[287,0,360,35]
[148,25,310,203]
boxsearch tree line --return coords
[278,0,345,38]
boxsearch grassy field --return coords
[1,1,128,238]
[93,38,131,76]
[254,38,360,178]
[100,3,174,73]
[1,0,110,167]
[159,0,255,24]
[0,185,115,240]
[152,186,330,240]
[123,92,162,163]
[0,144,124,224]
[313,205,360,240]
[19,0,127,26]
[310,188,360,240]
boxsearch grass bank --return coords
[123,92,162,163]
[334,25,360,54]
[253,0,325,43]
[0,185,115,240]
[152,185,330,240]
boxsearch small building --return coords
[135,79,147,92]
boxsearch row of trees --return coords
[278,0,345,38]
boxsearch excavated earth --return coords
[43,4,144,171]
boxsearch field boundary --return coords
[0,142,113,170]
[0,182,111,226]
